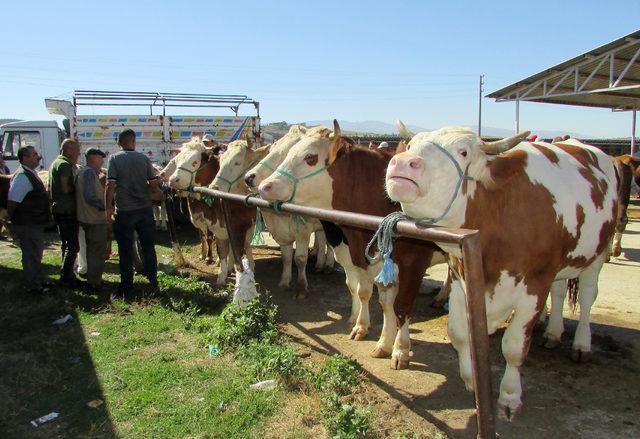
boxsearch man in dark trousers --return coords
[7,146,51,293]
[105,129,160,296]
[49,138,82,286]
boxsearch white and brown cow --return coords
[258,122,444,368]
[244,125,335,297]
[611,154,640,257]
[386,122,618,420]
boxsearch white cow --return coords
[385,122,618,420]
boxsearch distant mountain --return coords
[0,118,21,126]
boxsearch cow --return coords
[385,121,618,420]
[244,125,335,297]
[166,138,256,284]
[258,121,445,368]
[611,154,640,257]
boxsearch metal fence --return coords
[192,186,496,439]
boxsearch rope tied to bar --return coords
[366,140,474,286]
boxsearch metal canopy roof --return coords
[487,30,640,111]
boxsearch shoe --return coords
[147,282,162,298]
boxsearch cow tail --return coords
[567,278,579,312]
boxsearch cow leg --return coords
[278,244,294,289]
[348,276,372,341]
[571,257,604,362]
[371,284,398,359]
[431,270,452,308]
[611,213,627,257]
[198,229,207,261]
[324,244,335,273]
[293,233,311,299]
[447,279,474,391]
[390,318,411,369]
[543,280,566,349]
[498,293,540,422]
[216,239,230,285]
[313,230,327,273]
[159,203,168,231]
[206,232,216,265]
[333,243,360,327]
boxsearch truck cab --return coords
[1,120,66,172]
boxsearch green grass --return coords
[0,234,283,438]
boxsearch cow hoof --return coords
[205,258,214,265]
[295,291,307,300]
[313,265,324,273]
[611,245,621,258]
[349,326,368,341]
[571,348,592,363]
[542,337,561,349]
[370,346,391,358]
[390,355,409,370]
[430,298,447,309]
[497,401,521,422]
[277,280,291,290]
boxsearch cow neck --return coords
[274,163,328,203]
[328,147,396,216]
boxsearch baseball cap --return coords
[85,148,106,157]
[377,141,391,149]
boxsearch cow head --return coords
[167,138,222,190]
[258,125,334,207]
[210,139,268,192]
[244,125,308,190]
[386,120,529,224]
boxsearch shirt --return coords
[8,166,41,203]
[48,155,76,214]
[107,149,157,212]
[81,166,105,211]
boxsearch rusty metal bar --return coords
[461,234,495,438]
[191,186,495,439]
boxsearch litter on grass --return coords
[52,315,73,325]
[30,412,59,427]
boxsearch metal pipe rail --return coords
[193,186,495,439]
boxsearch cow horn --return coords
[397,120,415,139]
[481,131,530,155]
[333,119,341,136]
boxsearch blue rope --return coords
[366,140,474,286]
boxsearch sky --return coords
[0,0,638,138]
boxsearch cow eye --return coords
[234,161,240,166]
[460,150,468,157]
[192,160,198,168]
[304,154,318,166]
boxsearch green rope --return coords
[251,207,266,245]
[214,172,245,192]
[274,165,328,203]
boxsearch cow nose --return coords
[408,157,423,170]
[390,155,423,172]
[245,173,255,188]
[261,182,272,193]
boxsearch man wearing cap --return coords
[49,139,82,286]
[76,148,109,292]
[105,129,160,296]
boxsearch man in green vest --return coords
[76,148,109,293]
[49,139,82,287]
[7,146,51,294]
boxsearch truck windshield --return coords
[2,131,42,160]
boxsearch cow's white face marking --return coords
[214,140,250,192]
[167,139,206,190]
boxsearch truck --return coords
[1,90,260,172]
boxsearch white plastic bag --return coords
[232,258,259,308]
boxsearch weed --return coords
[315,354,362,396]
[321,394,371,439]
[239,340,309,387]
[207,299,279,351]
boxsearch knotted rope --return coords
[366,140,474,286]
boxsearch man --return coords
[76,148,109,292]
[49,139,82,286]
[7,146,51,293]
[106,129,160,296]
[0,157,10,175]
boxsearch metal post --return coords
[478,75,484,136]
[461,234,495,439]
[515,99,520,134]
[632,110,637,156]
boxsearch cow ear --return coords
[328,136,351,165]
[395,140,408,154]
[249,143,270,162]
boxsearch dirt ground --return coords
[232,215,640,438]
